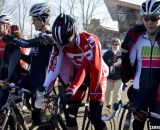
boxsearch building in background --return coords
[87,18,119,49]
[104,0,143,40]
[86,0,143,49]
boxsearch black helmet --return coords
[52,13,75,46]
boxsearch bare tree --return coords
[79,0,101,31]
[52,0,104,32]
[0,0,5,13]
[66,0,78,16]
[16,0,29,33]
[0,0,15,15]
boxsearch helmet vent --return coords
[142,3,146,13]
[147,0,151,13]
[151,1,160,12]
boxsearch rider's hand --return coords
[61,90,73,99]
[61,87,76,98]
[59,87,76,105]
[35,86,47,109]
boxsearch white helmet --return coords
[140,0,160,16]
[29,3,51,17]
[0,14,11,25]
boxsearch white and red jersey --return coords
[44,32,109,102]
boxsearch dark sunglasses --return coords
[32,17,40,22]
[143,16,160,22]
[112,44,118,46]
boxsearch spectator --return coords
[103,38,123,109]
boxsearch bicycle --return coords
[101,100,160,130]
[60,88,116,130]
[0,81,68,130]
[0,82,28,130]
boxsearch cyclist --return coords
[0,14,13,109]
[36,13,108,130]
[0,14,11,67]
[121,0,160,129]
[0,15,30,129]
[2,3,54,127]
[0,15,25,107]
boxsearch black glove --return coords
[60,90,73,98]
[38,85,46,92]
[59,90,75,105]
[2,34,14,43]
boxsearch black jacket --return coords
[0,43,28,83]
[103,49,121,80]
[3,31,54,92]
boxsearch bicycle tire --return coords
[81,105,93,130]
[56,114,68,130]
[84,118,94,130]
[13,105,28,130]
[102,107,116,130]
[0,108,23,130]
[32,114,67,130]
[118,102,133,130]
[0,108,10,130]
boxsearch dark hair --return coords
[112,38,121,45]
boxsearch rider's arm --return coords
[68,57,90,93]
[69,39,102,94]
[129,43,137,66]
[2,34,53,48]
[43,48,63,92]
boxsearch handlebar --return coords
[101,100,160,121]
[0,81,16,89]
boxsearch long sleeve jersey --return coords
[121,25,160,102]
[44,32,109,102]
[4,31,53,89]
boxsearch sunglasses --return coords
[143,16,160,22]
[32,17,40,22]
[112,44,118,46]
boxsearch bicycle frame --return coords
[0,86,28,130]
[102,100,160,130]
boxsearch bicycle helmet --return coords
[29,3,51,23]
[0,14,11,25]
[140,0,160,16]
[52,13,75,46]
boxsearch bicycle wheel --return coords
[80,105,95,130]
[32,114,67,130]
[118,102,133,130]
[84,117,94,130]
[0,108,23,130]
[102,107,116,130]
[0,108,9,130]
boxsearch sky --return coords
[10,0,146,35]
[129,0,144,5]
